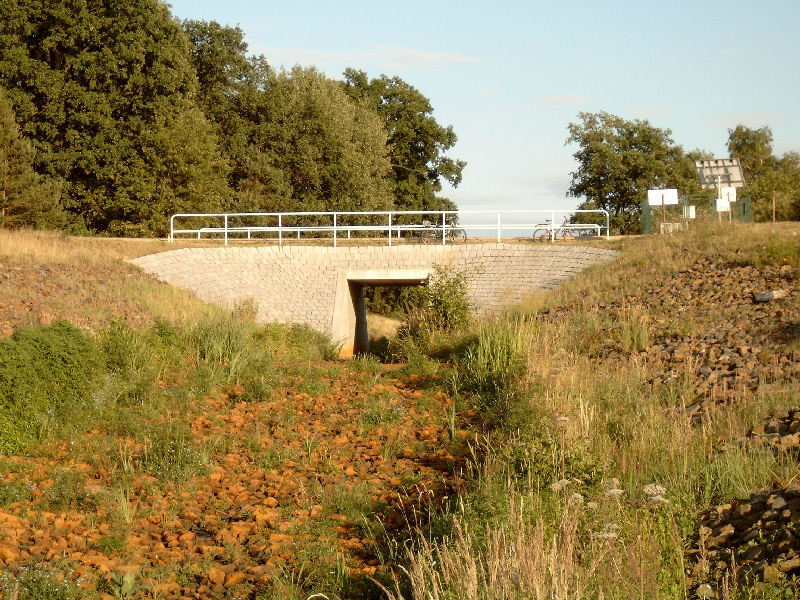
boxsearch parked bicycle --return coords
[533,219,599,242]
[411,220,467,244]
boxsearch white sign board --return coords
[720,187,736,203]
[647,188,679,206]
[716,197,730,212]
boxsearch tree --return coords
[726,125,800,221]
[342,69,465,214]
[233,67,393,213]
[0,88,63,229]
[565,111,700,233]
[0,0,230,235]
[182,20,252,120]
[727,125,776,181]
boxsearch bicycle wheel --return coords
[533,229,551,242]
[448,228,467,244]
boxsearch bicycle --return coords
[533,220,569,242]
[446,226,467,244]
[413,220,467,244]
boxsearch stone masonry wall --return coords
[131,244,617,337]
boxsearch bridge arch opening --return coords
[332,270,430,358]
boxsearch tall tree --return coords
[727,125,777,181]
[342,69,465,213]
[232,67,393,212]
[0,0,230,235]
[728,125,800,221]
[566,111,700,233]
[0,88,63,229]
[182,20,252,120]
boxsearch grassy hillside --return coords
[1,223,799,600]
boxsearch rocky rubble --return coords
[546,258,799,415]
[688,479,800,595]
[750,407,800,453]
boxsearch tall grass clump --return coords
[0,321,103,454]
[460,320,532,424]
[378,494,590,600]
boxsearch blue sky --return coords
[167,0,800,213]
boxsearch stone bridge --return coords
[132,244,617,356]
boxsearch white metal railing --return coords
[168,209,610,246]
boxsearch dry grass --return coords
[0,229,226,333]
[378,494,592,600]
[367,312,404,341]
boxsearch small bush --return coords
[427,266,471,331]
[400,266,472,347]
[0,322,103,454]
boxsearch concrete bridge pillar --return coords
[333,270,429,358]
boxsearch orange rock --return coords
[344,466,358,477]
[225,572,246,587]
[268,533,293,545]
[310,505,323,519]
[264,497,279,508]
[208,566,226,585]
[0,545,18,564]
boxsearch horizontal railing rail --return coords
[169,209,610,246]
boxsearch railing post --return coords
[550,211,555,243]
[605,210,610,240]
[278,214,282,247]
[388,212,392,247]
[497,212,501,243]
[224,214,228,246]
[169,215,175,242]
[333,213,337,247]
[442,211,446,245]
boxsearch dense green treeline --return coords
[0,0,465,235]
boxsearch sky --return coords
[166,0,800,214]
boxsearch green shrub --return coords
[0,321,103,454]
[427,266,471,331]
[401,266,472,346]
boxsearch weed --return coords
[459,320,530,423]
[140,422,209,482]
[0,568,88,600]
[0,479,33,507]
[39,469,97,511]
[92,534,128,555]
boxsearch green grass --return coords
[1,568,89,600]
